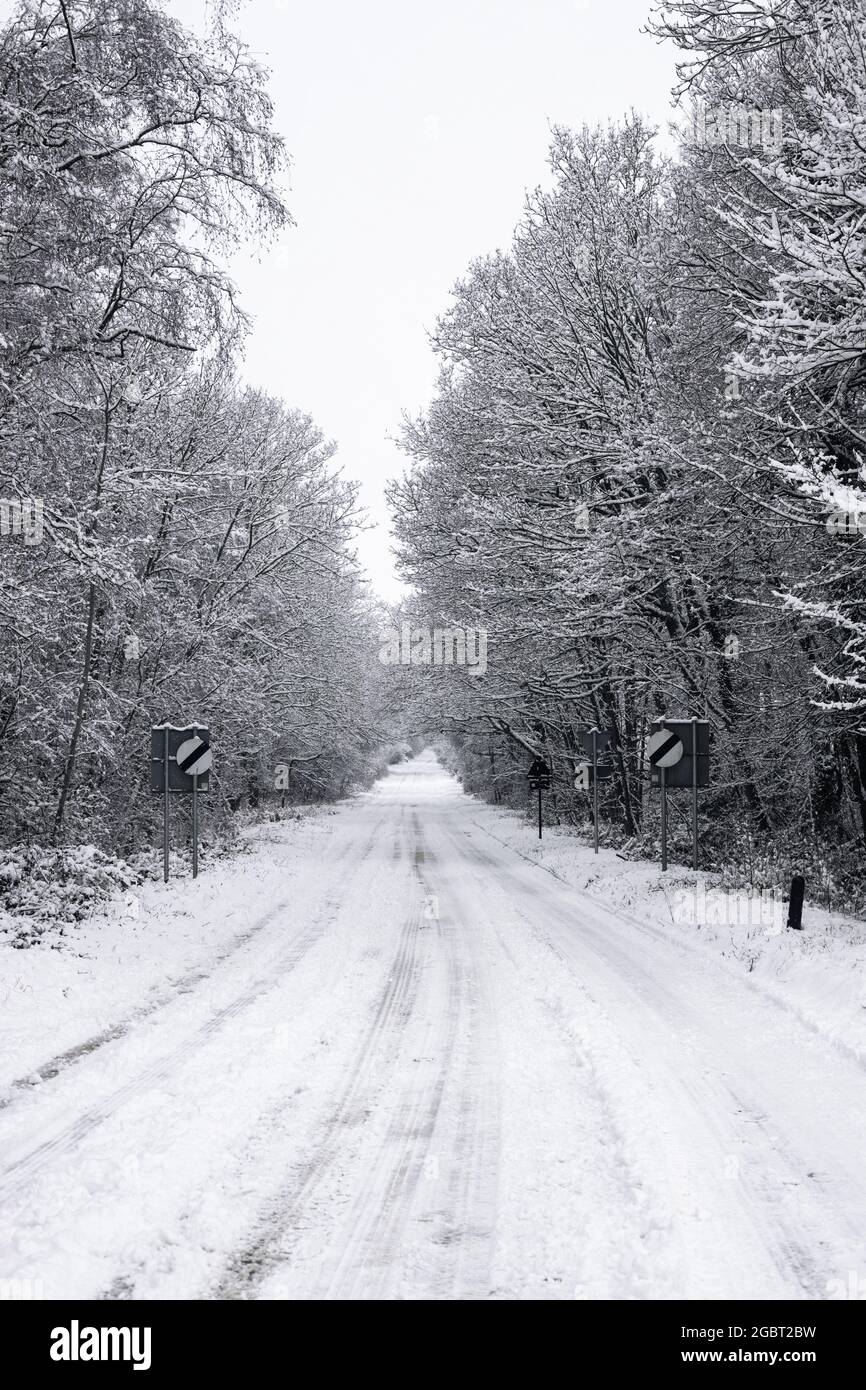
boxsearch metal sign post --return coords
[648,726,684,873]
[176,730,211,878]
[576,727,611,852]
[163,725,170,883]
[192,773,199,878]
[537,783,543,840]
[592,728,599,855]
[691,715,698,870]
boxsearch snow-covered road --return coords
[2,752,865,1300]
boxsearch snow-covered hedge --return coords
[0,845,143,947]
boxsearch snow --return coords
[1,752,866,1300]
[461,807,866,1067]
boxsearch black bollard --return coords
[787,874,805,930]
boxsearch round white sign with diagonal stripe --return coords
[648,728,683,769]
[176,735,212,778]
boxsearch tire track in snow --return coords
[0,920,322,1200]
[0,814,389,1203]
[304,813,499,1300]
[214,889,427,1297]
[0,901,291,1112]
[453,824,846,1297]
[0,823,366,1113]
[311,819,466,1298]
[406,814,501,1300]
[213,810,491,1299]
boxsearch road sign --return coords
[579,728,610,758]
[527,758,551,838]
[150,724,211,793]
[176,735,212,779]
[648,717,711,871]
[150,723,212,882]
[527,757,551,790]
[648,728,683,769]
[649,718,709,788]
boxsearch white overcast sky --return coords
[181,3,677,596]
